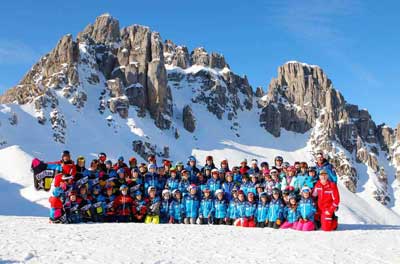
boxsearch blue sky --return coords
[0,0,399,127]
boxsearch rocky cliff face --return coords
[0,15,399,206]
[259,61,398,205]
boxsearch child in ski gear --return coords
[183,184,200,224]
[312,170,340,231]
[240,173,251,196]
[202,156,216,174]
[144,164,160,196]
[132,191,147,222]
[267,188,285,229]
[49,187,66,223]
[113,185,133,222]
[226,188,239,225]
[255,192,269,228]
[64,191,83,223]
[103,185,116,222]
[296,186,316,231]
[220,159,230,173]
[281,193,299,229]
[213,189,227,225]
[281,166,298,192]
[222,171,236,201]
[198,188,214,224]
[178,170,190,197]
[160,189,171,223]
[169,189,185,224]
[145,186,161,224]
[195,172,208,195]
[207,169,222,196]
[233,190,247,227]
[243,191,257,227]
[166,167,179,191]
[295,162,314,190]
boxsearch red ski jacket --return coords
[312,180,340,215]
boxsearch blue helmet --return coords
[117,168,125,174]
[118,156,124,162]
[120,184,128,190]
[52,187,63,197]
[188,155,196,162]
[134,190,142,197]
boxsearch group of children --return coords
[46,151,340,231]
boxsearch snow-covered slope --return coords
[0,216,399,264]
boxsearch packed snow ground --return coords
[0,217,399,264]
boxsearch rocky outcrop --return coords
[77,13,120,44]
[262,61,394,204]
[182,105,196,132]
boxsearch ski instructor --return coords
[312,169,340,231]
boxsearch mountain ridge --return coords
[0,13,399,215]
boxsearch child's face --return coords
[190,189,197,195]
[206,160,212,165]
[106,189,113,196]
[273,193,279,200]
[119,173,125,179]
[217,193,223,200]
[261,196,267,203]
[170,172,176,178]
[132,172,138,179]
[176,193,181,199]
[290,198,296,205]
[309,171,315,177]
[242,177,248,183]
[302,192,310,199]
[80,188,86,195]
[189,161,195,167]
[238,194,245,201]
[149,190,156,198]
[226,175,232,182]
[248,194,254,202]
[204,192,210,198]
[182,174,188,180]
[149,168,156,173]
[70,195,76,201]
[212,173,218,179]
[136,194,142,200]
[301,167,307,173]
[251,177,257,183]
[163,194,170,200]
[232,192,238,198]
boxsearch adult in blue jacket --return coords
[315,152,337,183]
[185,156,200,183]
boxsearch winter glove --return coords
[276,219,281,225]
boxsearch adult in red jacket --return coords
[113,185,133,222]
[312,169,340,231]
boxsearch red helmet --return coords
[129,157,137,164]
[163,159,171,166]
[237,190,245,196]
[62,164,76,176]
[147,155,156,162]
